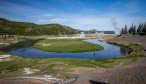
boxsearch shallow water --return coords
[8,39,130,60]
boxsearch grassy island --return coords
[33,39,104,53]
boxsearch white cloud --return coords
[30,0,145,31]
[35,12,146,31]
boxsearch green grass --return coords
[0,58,132,77]
[0,51,6,55]
[0,45,7,55]
[0,53,140,77]
[33,39,104,53]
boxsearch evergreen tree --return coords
[129,24,134,34]
[120,22,146,36]
[137,23,142,35]
[120,28,124,35]
[142,22,146,35]
[141,23,145,35]
[133,25,137,34]
[128,24,137,35]
[124,25,128,34]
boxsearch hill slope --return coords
[0,18,79,36]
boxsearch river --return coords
[8,39,130,60]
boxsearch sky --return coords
[0,0,146,31]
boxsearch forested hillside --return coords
[0,18,79,37]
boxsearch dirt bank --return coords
[106,35,146,50]
[72,57,146,84]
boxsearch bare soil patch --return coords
[0,78,51,84]
[72,57,146,84]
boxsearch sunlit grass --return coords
[33,39,104,52]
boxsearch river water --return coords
[8,39,130,60]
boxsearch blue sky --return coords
[0,0,146,31]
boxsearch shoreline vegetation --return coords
[0,36,145,77]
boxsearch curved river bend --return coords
[8,39,130,60]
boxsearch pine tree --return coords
[142,22,146,35]
[133,25,136,34]
[137,23,142,35]
[141,23,145,35]
[120,28,124,35]
[124,25,128,34]
[129,24,134,34]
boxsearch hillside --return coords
[0,18,79,36]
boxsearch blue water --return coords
[8,39,130,60]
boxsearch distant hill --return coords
[103,31,115,34]
[83,29,115,34]
[84,29,98,34]
[0,18,79,36]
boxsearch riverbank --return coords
[72,56,146,84]
[0,56,141,83]
[0,56,137,77]
[106,35,146,50]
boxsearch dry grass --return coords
[106,35,146,50]
[0,78,51,84]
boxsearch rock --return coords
[24,68,34,75]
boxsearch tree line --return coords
[0,18,79,39]
[120,22,146,35]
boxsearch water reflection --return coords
[120,46,130,56]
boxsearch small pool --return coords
[8,39,130,60]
